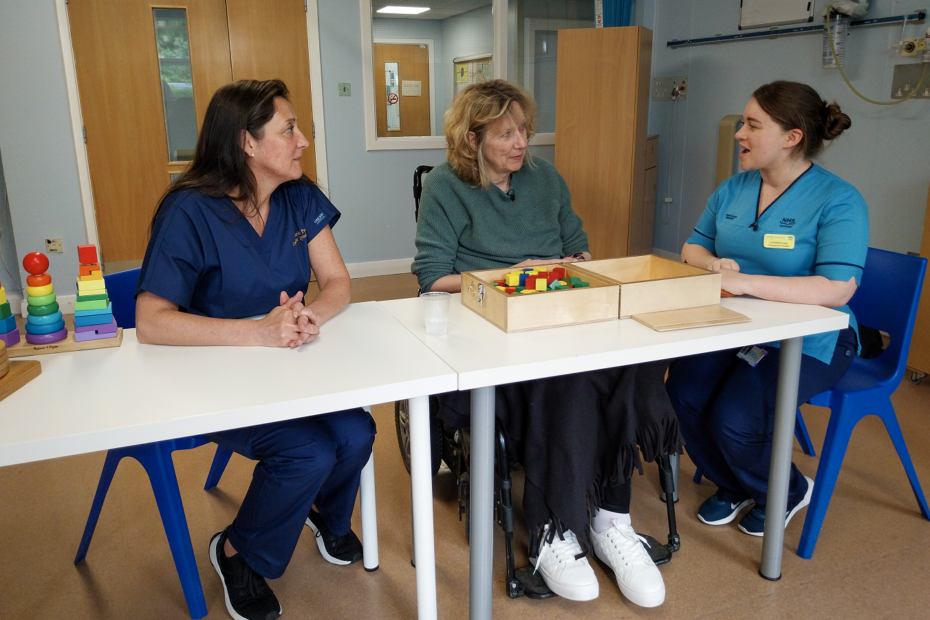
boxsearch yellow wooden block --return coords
[534,278,547,291]
[0,288,6,305]
[536,267,547,272]
[77,278,106,292]
[26,284,54,297]
[78,270,103,281]
[520,289,536,294]
[505,273,521,287]
[496,286,506,291]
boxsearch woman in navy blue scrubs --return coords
[136,80,375,620]
[666,81,868,537]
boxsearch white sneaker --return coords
[590,520,665,608]
[531,526,599,601]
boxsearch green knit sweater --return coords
[412,158,589,292]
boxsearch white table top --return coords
[379,295,849,390]
[0,302,457,468]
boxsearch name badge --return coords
[763,234,795,249]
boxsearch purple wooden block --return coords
[26,327,67,345]
[75,319,117,334]
[0,328,21,347]
[74,330,118,342]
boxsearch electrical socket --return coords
[652,75,688,101]
[891,64,930,99]
[901,38,920,57]
[45,238,63,253]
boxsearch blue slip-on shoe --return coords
[738,476,814,537]
[697,491,754,526]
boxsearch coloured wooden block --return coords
[25,319,66,335]
[493,280,506,287]
[77,244,98,265]
[515,286,525,292]
[27,293,57,307]
[0,328,20,348]
[0,315,16,333]
[505,273,521,287]
[25,328,67,345]
[76,292,109,303]
[536,267,547,273]
[575,281,589,287]
[552,267,566,280]
[78,270,103,282]
[75,302,112,318]
[0,302,10,320]
[569,277,582,285]
[27,301,59,316]
[75,312,114,327]
[534,278,548,291]
[26,283,54,297]
[26,311,63,326]
[524,276,537,290]
[79,263,101,276]
[0,287,5,305]
[74,329,118,342]
[76,278,106,292]
[26,273,51,287]
[495,286,506,292]
[520,289,536,294]
[546,272,558,284]
[75,318,117,335]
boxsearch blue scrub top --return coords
[686,164,869,364]
[138,179,340,319]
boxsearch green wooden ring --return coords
[27,301,60,316]
[27,293,57,306]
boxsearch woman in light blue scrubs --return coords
[136,80,375,620]
[666,81,868,537]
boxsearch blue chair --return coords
[74,268,232,619]
[798,248,930,559]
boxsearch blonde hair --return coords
[444,80,537,188]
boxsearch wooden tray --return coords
[461,264,619,332]
[7,328,123,358]
[0,360,41,402]
[574,255,721,318]
[632,305,750,331]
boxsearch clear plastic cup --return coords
[421,291,451,335]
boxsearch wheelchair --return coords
[396,165,681,599]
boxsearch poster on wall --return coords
[453,54,492,96]
[739,0,813,30]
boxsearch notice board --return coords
[739,0,814,30]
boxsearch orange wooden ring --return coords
[26,273,51,287]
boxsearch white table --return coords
[0,302,456,620]
[379,295,849,620]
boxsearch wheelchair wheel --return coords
[395,397,443,476]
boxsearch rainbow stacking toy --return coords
[23,251,67,345]
[73,244,117,342]
[0,278,21,347]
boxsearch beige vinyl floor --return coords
[2,273,929,619]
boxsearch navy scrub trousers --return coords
[207,408,376,578]
[666,328,857,511]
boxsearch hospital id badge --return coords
[763,234,795,249]
[737,345,767,367]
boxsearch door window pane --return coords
[507,0,596,133]
[153,9,198,161]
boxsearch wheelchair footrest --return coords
[511,566,557,599]
[641,534,673,566]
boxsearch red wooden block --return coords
[525,276,537,290]
[77,244,98,265]
[552,267,565,280]
[546,272,559,284]
[505,287,515,294]
[493,280,506,286]
[79,263,101,276]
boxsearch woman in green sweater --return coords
[412,80,679,608]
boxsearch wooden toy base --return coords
[0,360,41,402]
[6,328,123,358]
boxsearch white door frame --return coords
[54,0,332,250]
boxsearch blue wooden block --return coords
[74,302,113,318]
[75,312,114,327]
[0,314,16,333]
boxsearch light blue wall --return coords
[436,5,496,125]
[0,0,89,299]
[639,0,930,256]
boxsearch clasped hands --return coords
[259,291,321,348]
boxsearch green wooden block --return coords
[515,286,525,292]
[0,302,10,320]
[575,281,589,288]
[77,292,109,303]
[569,276,582,285]
[75,299,109,311]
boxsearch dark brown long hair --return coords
[151,79,295,227]
[752,81,851,159]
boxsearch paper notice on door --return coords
[402,80,422,97]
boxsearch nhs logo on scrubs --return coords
[314,213,326,224]
[779,218,796,229]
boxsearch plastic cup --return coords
[421,291,451,335]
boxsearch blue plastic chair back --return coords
[103,267,141,330]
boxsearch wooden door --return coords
[69,0,317,265]
[69,0,232,265]
[373,44,431,137]
[226,0,316,181]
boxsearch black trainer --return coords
[305,510,363,565]
[209,529,282,620]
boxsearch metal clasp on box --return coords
[468,280,485,308]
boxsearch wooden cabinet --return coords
[907,181,930,377]
[554,26,653,260]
